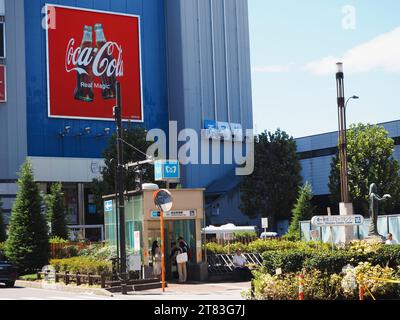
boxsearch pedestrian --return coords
[170,241,181,280]
[232,249,252,281]
[151,240,161,278]
[176,236,189,283]
[385,233,397,245]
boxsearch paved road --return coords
[0,281,250,300]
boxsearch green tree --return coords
[0,197,6,242]
[91,124,156,214]
[5,161,49,274]
[46,182,69,239]
[240,129,302,230]
[329,123,400,214]
[284,183,314,241]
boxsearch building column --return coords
[78,183,85,239]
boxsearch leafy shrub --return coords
[262,249,314,274]
[78,243,135,261]
[233,231,257,239]
[50,257,112,275]
[224,242,247,254]
[355,262,398,299]
[251,268,345,300]
[206,239,331,255]
[49,236,69,244]
[251,269,298,300]
[204,242,227,254]
[303,250,354,274]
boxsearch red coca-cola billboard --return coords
[46,5,143,121]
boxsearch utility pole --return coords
[114,81,128,295]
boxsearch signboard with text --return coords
[261,218,268,229]
[46,5,143,121]
[311,215,364,227]
[151,210,196,219]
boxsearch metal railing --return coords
[207,253,263,274]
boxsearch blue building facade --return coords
[0,0,254,237]
[296,119,400,215]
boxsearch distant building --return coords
[1,0,253,240]
[296,119,400,214]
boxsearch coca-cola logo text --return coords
[65,39,124,77]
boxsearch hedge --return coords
[205,239,331,254]
[261,245,400,275]
[50,257,112,275]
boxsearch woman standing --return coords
[151,240,162,278]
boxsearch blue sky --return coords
[248,0,400,138]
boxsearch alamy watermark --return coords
[341,5,356,30]
[145,122,255,176]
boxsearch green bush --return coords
[303,250,354,274]
[49,236,69,244]
[262,249,314,274]
[50,257,112,275]
[204,242,227,254]
[233,231,257,239]
[251,268,345,300]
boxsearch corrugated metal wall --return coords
[24,0,169,158]
[0,0,28,180]
[165,0,253,189]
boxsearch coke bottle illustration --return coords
[74,26,94,102]
[94,23,116,100]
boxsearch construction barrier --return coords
[359,276,400,300]
[299,274,304,300]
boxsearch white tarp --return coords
[202,223,256,234]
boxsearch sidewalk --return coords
[125,281,251,300]
[15,279,251,300]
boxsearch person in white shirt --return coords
[233,249,247,267]
[232,249,252,281]
[385,233,397,245]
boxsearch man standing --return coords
[177,236,189,283]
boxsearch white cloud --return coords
[252,63,294,73]
[304,27,400,75]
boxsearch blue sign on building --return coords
[154,160,180,181]
[204,119,217,130]
[104,200,113,212]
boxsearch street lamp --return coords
[336,62,350,204]
[335,62,357,242]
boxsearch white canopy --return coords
[202,223,256,234]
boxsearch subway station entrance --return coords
[103,188,207,281]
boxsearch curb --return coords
[15,280,114,297]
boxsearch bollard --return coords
[359,286,364,300]
[64,271,70,285]
[299,274,304,300]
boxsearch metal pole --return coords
[113,159,120,270]
[160,210,166,292]
[336,69,350,203]
[328,207,334,251]
[114,82,128,295]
